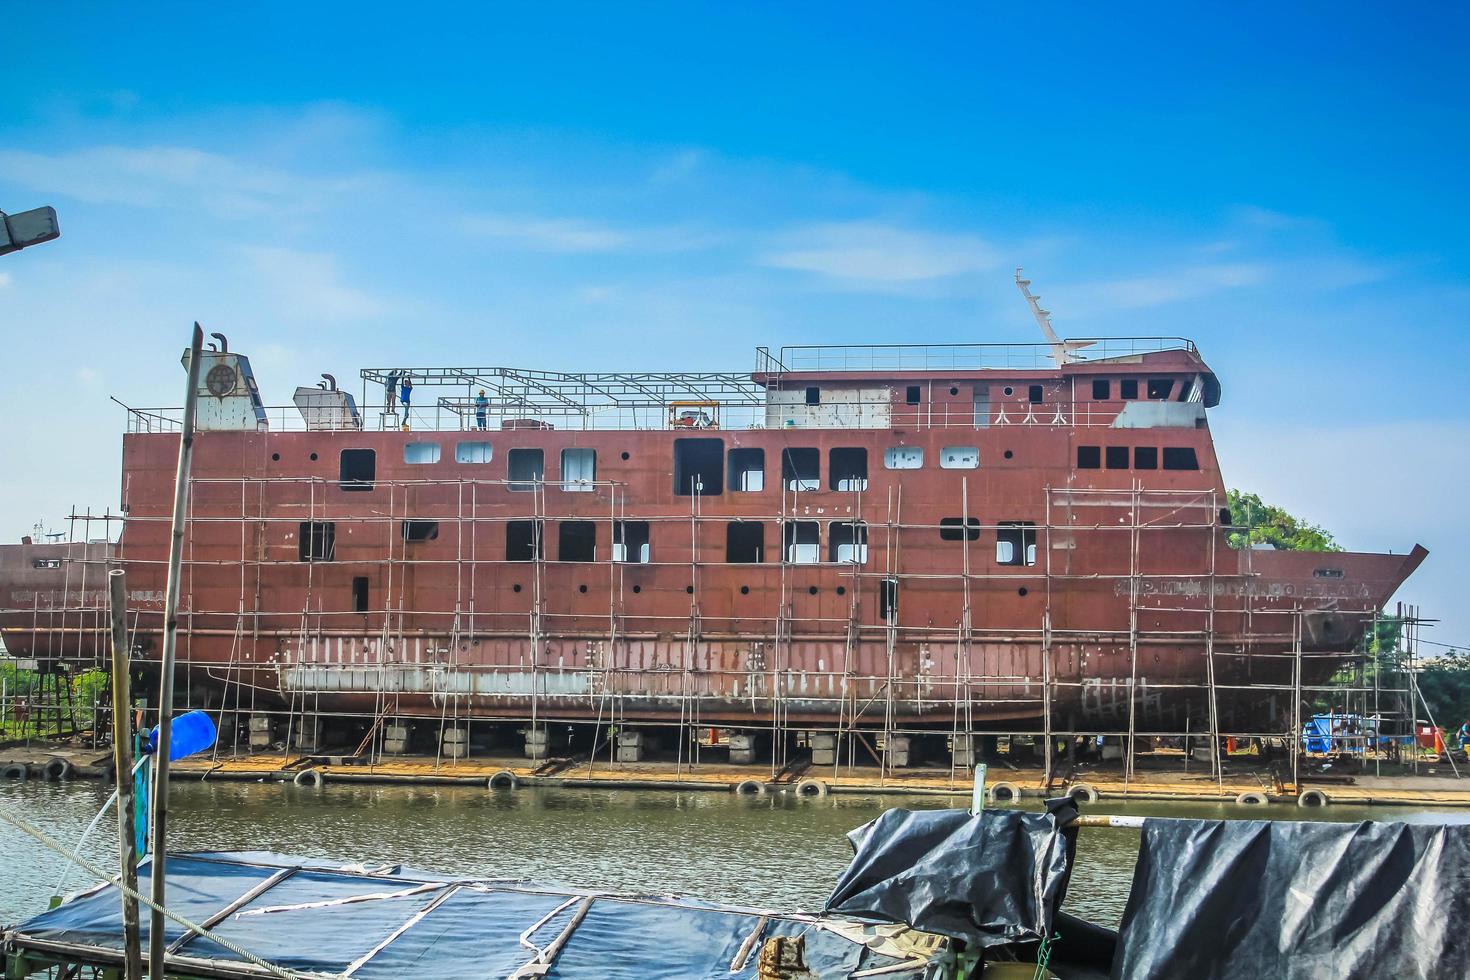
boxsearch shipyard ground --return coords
[5,739,1469,808]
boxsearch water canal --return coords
[4,781,1468,930]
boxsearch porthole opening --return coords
[578,584,588,594]
[620,451,630,460]
[836,586,847,596]
[686,585,695,594]
[740,585,750,595]
[310,452,319,461]
[512,584,522,593]
[1003,386,1014,396]
[632,585,642,594]
[808,585,819,595]
[949,386,959,396]
[271,452,280,461]
[1018,587,1029,597]
[1003,450,1014,459]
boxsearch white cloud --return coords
[0,271,10,289]
[461,214,631,252]
[761,221,1000,283]
[240,246,391,322]
[0,145,377,219]
[1075,262,1271,310]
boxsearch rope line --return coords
[0,805,322,980]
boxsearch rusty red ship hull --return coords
[0,338,1427,735]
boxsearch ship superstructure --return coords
[0,331,1424,768]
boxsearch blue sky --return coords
[2,2,1467,646]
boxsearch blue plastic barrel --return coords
[147,710,218,761]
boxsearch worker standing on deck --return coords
[475,389,489,430]
[385,370,399,413]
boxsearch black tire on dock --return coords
[42,758,75,781]
[293,768,324,788]
[733,779,766,796]
[795,778,829,798]
[988,781,1022,804]
[1297,788,1330,808]
[1,763,28,781]
[1067,783,1099,804]
[1235,791,1268,806]
[488,770,519,790]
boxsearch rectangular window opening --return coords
[905,385,921,406]
[997,521,1037,566]
[939,517,981,542]
[879,578,899,622]
[505,520,543,562]
[884,446,923,470]
[560,448,596,491]
[830,522,868,564]
[558,520,596,562]
[401,520,439,542]
[1134,446,1158,470]
[1147,378,1174,400]
[1120,379,1140,400]
[612,521,650,563]
[298,521,335,562]
[1162,447,1200,471]
[455,441,493,464]
[673,438,724,496]
[404,442,440,464]
[351,576,369,613]
[728,448,765,492]
[781,447,820,492]
[1092,379,1111,400]
[507,448,544,492]
[940,446,979,470]
[1105,446,1130,470]
[726,521,765,563]
[829,447,868,491]
[783,520,820,563]
[1077,445,1101,470]
[339,449,375,492]
[1028,384,1044,404]
[804,386,821,405]
[972,384,990,429]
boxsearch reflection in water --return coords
[3,781,1466,930]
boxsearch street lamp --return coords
[0,206,61,257]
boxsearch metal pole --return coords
[108,569,143,980]
[148,323,204,979]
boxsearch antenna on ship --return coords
[1015,268,1093,366]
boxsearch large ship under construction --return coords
[0,293,1426,765]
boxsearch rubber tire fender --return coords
[988,781,1022,804]
[1068,782,1100,804]
[488,770,519,790]
[1235,791,1268,806]
[1,763,28,781]
[795,777,829,798]
[733,779,767,796]
[1297,788,1330,808]
[293,768,324,788]
[42,758,75,781]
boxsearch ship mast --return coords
[1014,268,1092,366]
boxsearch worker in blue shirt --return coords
[399,375,413,416]
[475,389,489,430]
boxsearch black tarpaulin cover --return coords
[1111,817,1470,980]
[824,801,1078,948]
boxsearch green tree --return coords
[1226,489,1343,552]
[1417,650,1470,730]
